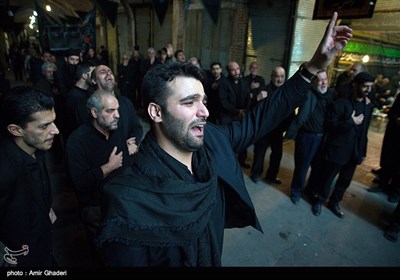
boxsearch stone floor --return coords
[222,124,400,267]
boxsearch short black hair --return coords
[174,49,184,59]
[210,62,221,69]
[76,63,92,80]
[142,62,206,112]
[0,87,54,134]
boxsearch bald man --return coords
[250,66,294,184]
[219,61,251,167]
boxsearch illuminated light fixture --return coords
[362,55,370,63]
[29,14,36,29]
[46,5,51,12]
[33,11,38,16]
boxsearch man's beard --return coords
[67,64,78,78]
[161,109,204,152]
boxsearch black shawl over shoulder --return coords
[97,132,221,266]
[97,71,312,266]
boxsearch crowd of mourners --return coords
[1,14,399,267]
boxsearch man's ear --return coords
[7,124,23,137]
[90,108,98,119]
[148,102,162,123]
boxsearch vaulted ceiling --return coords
[1,0,125,34]
[2,0,400,43]
[9,0,95,21]
[0,0,97,32]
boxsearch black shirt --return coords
[0,136,53,266]
[66,123,134,207]
[66,95,143,207]
[303,89,335,134]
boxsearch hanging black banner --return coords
[202,0,220,25]
[152,0,170,25]
[313,0,377,19]
[36,1,96,52]
[95,0,119,26]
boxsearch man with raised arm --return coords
[97,13,352,267]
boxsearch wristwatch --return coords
[299,63,318,83]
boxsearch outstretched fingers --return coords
[333,26,353,51]
[328,12,352,51]
[317,12,353,69]
[302,12,353,79]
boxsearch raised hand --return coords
[166,43,174,57]
[307,12,353,74]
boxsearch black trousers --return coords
[251,131,283,179]
[80,206,104,266]
[313,159,358,205]
[389,200,400,231]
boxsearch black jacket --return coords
[97,72,311,266]
[380,95,400,171]
[0,137,53,266]
[286,88,336,140]
[218,76,251,124]
[323,97,373,165]
[66,95,143,208]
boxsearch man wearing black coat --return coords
[368,94,400,202]
[219,61,251,167]
[66,65,143,264]
[286,70,336,204]
[250,66,293,184]
[310,72,375,218]
[0,88,60,266]
[96,12,353,266]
